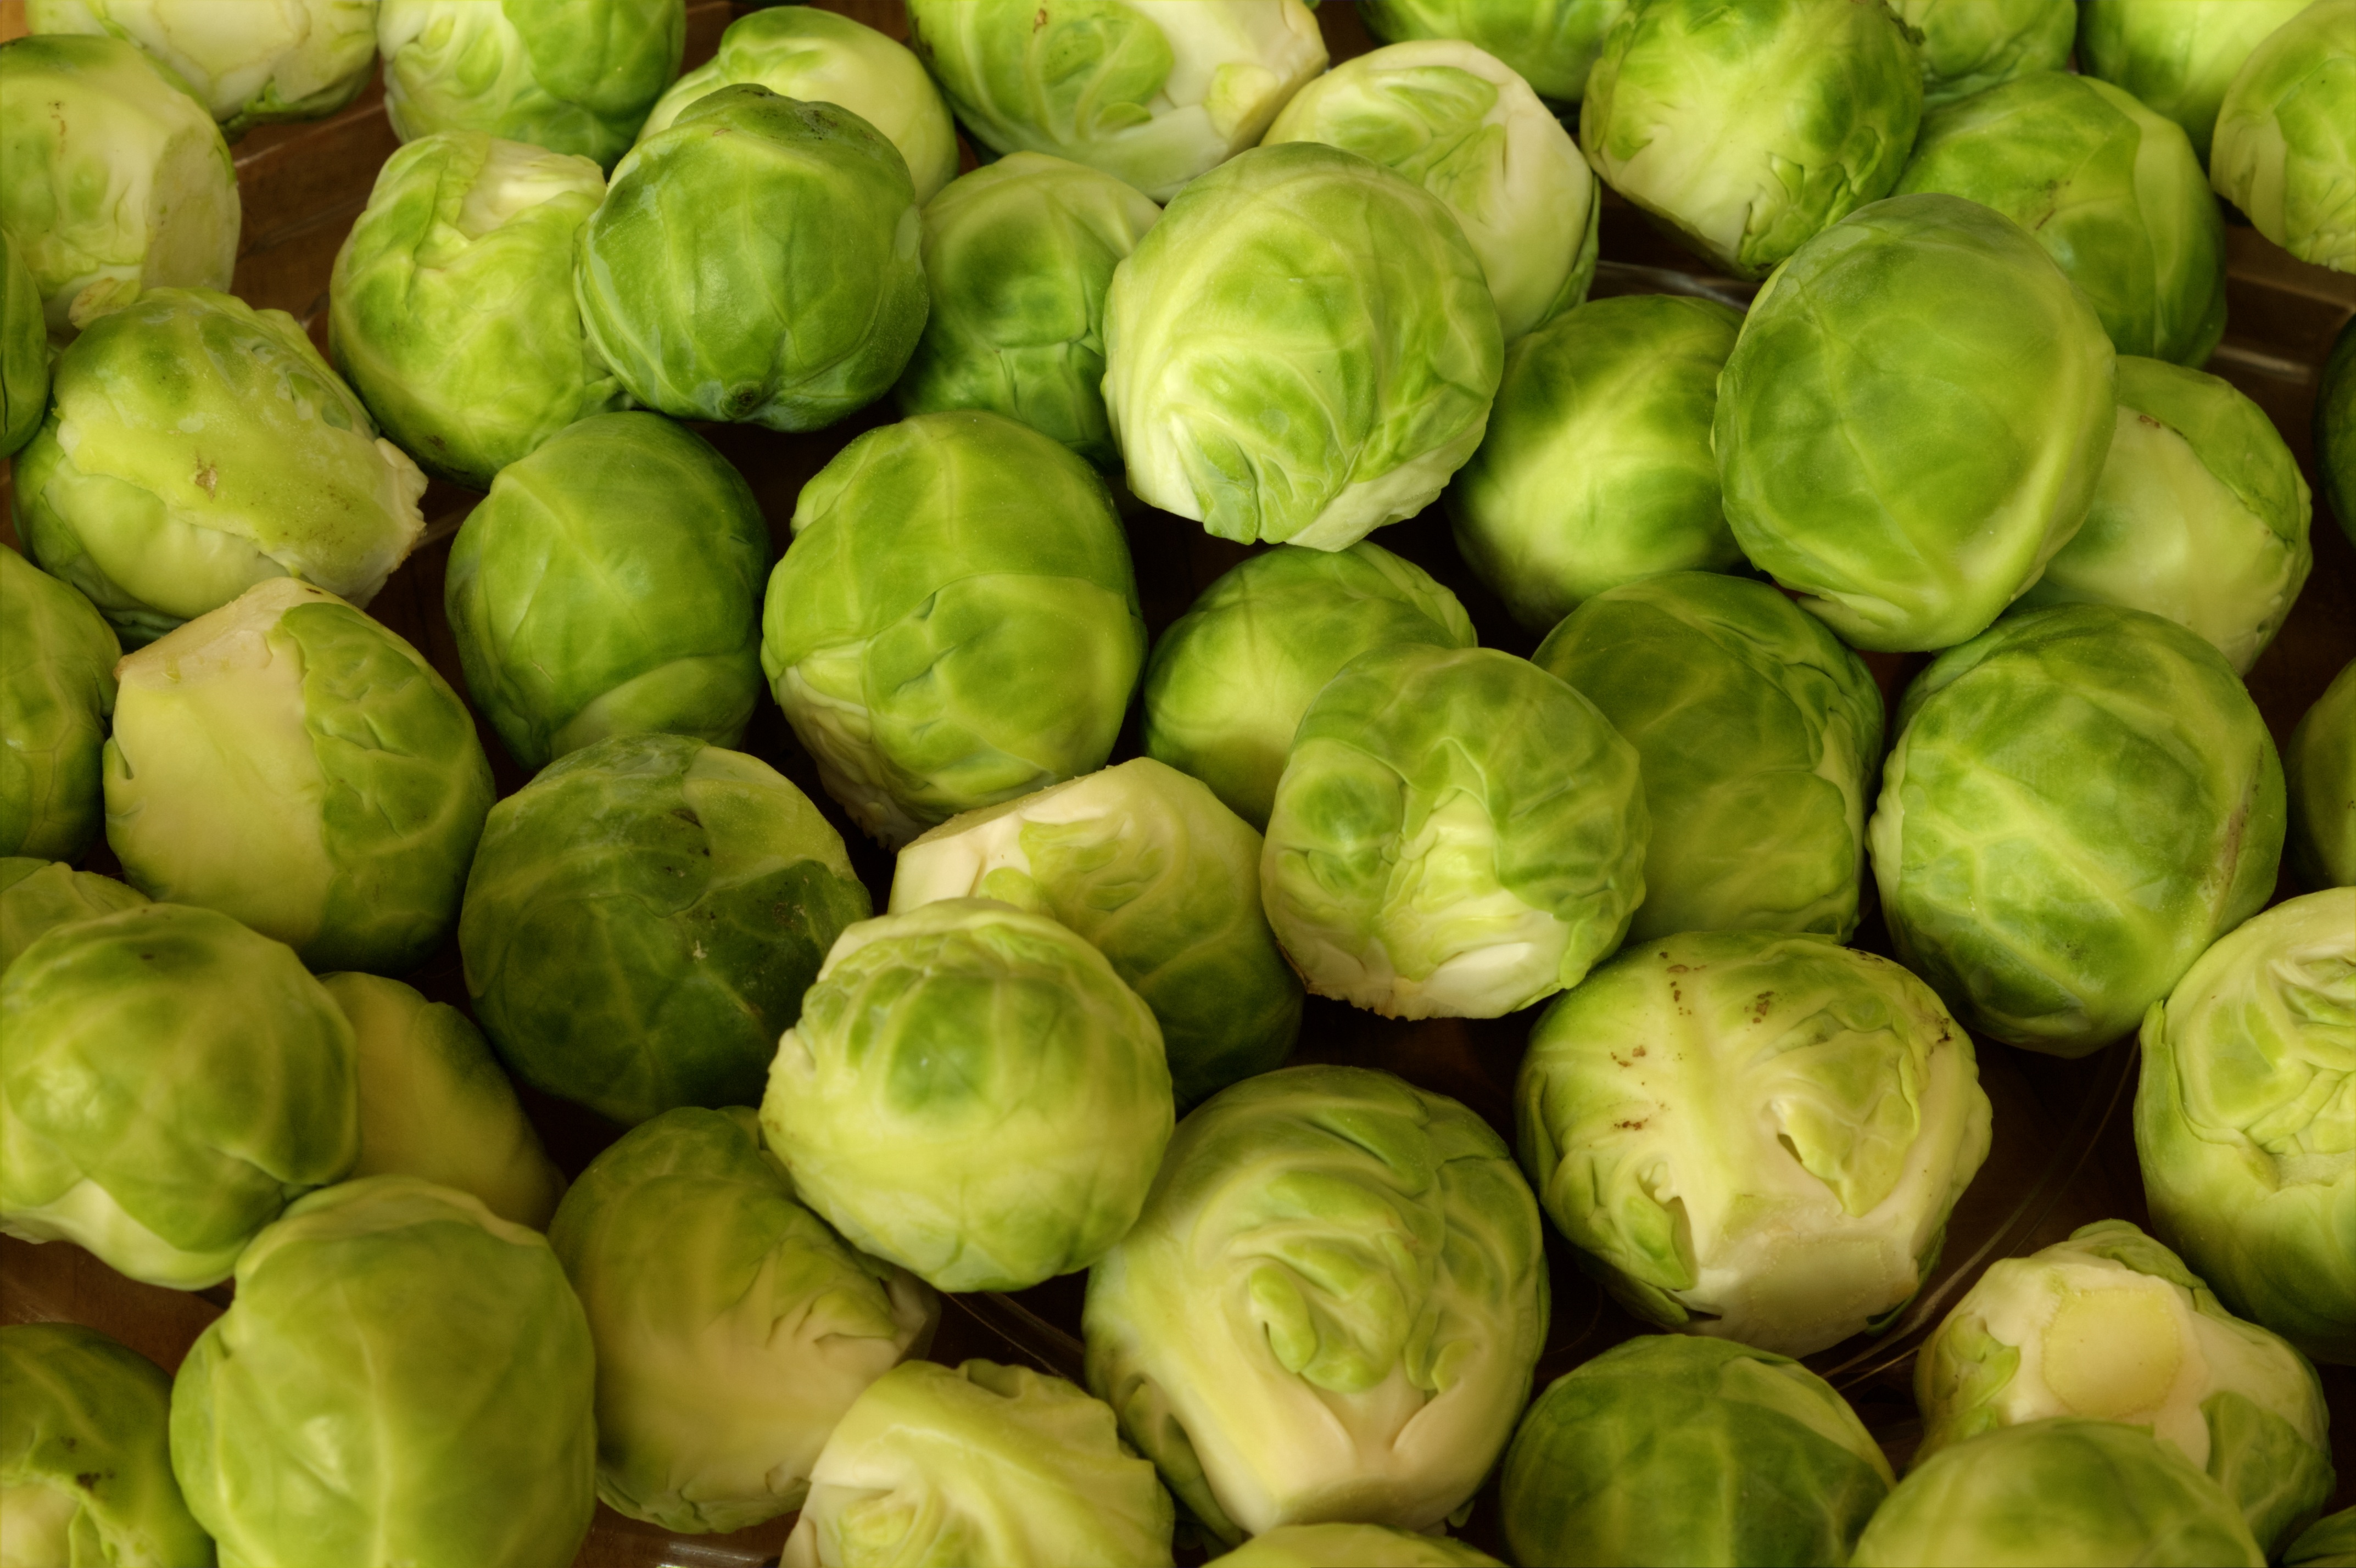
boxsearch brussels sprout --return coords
[892,759,1301,1108]
[1,544,118,862]
[761,411,1145,846]
[26,0,376,136]
[0,858,145,973]
[761,899,1173,1292]
[445,412,768,771]
[1888,0,2072,108]
[548,1107,937,1535]
[905,0,1327,201]
[1500,1335,1893,1567]
[377,0,684,170]
[1448,295,1744,632]
[1261,643,1646,1020]
[2138,889,2355,1364]
[782,1359,1175,1568]
[1,236,45,456]
[2287,662,2355,891]
[13,288,428,647]
[895,153,1161,469]
[1084,1065,1547,1543]
[329,132,625,491]
[1716,194,2118,652]
[1532,573,1884,943]
[1102,142,1504,551]
[2212,0,2356,272]
[460,732,870,1128]
[170,1177,598,1568]
[1262,40,1599,342]
[1358,0,1630,103]
[2291,1510,2356,1568]
[1870,604,2285,1056]
[1207,1525,1503,1568]
[2077,0,2311,166]
[103,579,493,975]
[2321,315,2356,548]
[0,902,356,1290]
[0,1323,213,1566]
[0,35,236,338]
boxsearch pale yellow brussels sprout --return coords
[1207,1524,1502,1567]
[2210,0,2356,272]
[26,0,378,137]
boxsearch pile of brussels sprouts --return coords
[2,0,2353,1564]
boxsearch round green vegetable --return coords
[1888,0,2073,108]
[2319,313,2356,548]
[2076,0,2310,165]
[1,543,118,863]
[0,856,146,973]
[27,0,376,137]
[1358,0,1631,103]
[1207,1524,1502,1567]
[2,234,47,455]
[2209,0,2356,272]
[2286,661,2355,891]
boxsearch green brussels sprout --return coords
[1207,1525,1504,1568]
[14,288,428,647]
[760,898,1174,1292]
[1888,0,2073,108]
[1,235,45,455]
[2321,314,2356,547]
[2212,0,2356,272]
[103,579,494,975]
[0,857,145,973]
[1261,643,1646,1020]
[329,132,625,491]
[2287,662,2355,891]
[892,758,1302,1108]
[0,902,356,1290]
[0,35,237,338]
[1102,142,1504,551]
[1871,604,2285,1056]
[895,153,1162,469]
[1500,1335,1894,1567]
[761,411,1145,847]
[1849,1418,2265,1567]
[577,85,926,432]
[1717,194,2118,652]
[460,731,870,1128]
[905,0,1327,201]
[170,1176,598,1568]
[1448,294,1745,632]
[377,0,684,170]
[781,1359,1176,1568]
[2138,889,2354,1364]
[1261,39,1600,342]
[26,0,375,137]
[2077,0,2311,166]
[1084,1065,1547,1544]
[1359,0,1631,103]
[1532,572,1884,943]
[1580,0,1922,281]
[548,1107,937,1535]
[1,544,118,862]
[0,1323,213,1566]
[444,412,768,772]
[2290,1510,2356,1568]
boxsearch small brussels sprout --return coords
[0,903,356,1290]
[1102,142,1504,551]
[1263,39,1599,342]
[104,579,493,975]
[14,288,427,647]
[2321,315,2356,547]
[1871,604,2285,1056]
[445,412,768,771]
[2076,0,2310,166]
[548,1107,937,1535]
[2211,0,2356,273]
[1,236,44,455]
[905,0,1327,201]
[782,1359,1175,1568]
[761,411,1145,847]
[1,544,118,862]
[1261,643,1646,1020]
[0,858,145,973]
[1889,0,2073,108]
[0,1323,213,1566]
[1207,1525,1503,1568]
[2287,662,2355,891]
[26,0,376,136]
[170,1177,598,1568]
[460,732,870,1128]
[1717,194,2118,652]
[1448,295,1745,632]
[2290,1510,2356,1568]
[1500,1335,1894,1567]
[1084,1065,1547,1544]
[761,899,1173,1293]
[1359,0,1631,103]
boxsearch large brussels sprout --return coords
[2291,1511,2356,1568]
[2211,0,2356,273]
[445,412,768,771]
[2287,662,2355,890]
[2322,315,2356,547]
[27,0,375,136]
[1261,643,1646,1020]
[104,579,493,975]
[1262,39,1599,342]
[761,411,1144,847]
[1,544,118,863]
[170,1177,598,1568]
[2077,0,2311,166]
[0,858,145,973]
[2138,889,2354,1364]
[1085,1065,1547,1543]
[905,0,1326,201]
[460,732,870,1128]
[1143,542,1474,831]
[782,1359,1175,1568]
[761,899,1173,1292]
[1889,0,2072,108]
[1870,604,2285,1056]
[1358,0,1630,103]
[0,903,356,1290]
[1207,1525,1503,1567]
[1102,142,1504,552]
[548,1107,937,1535]
[1500,1335,1893,1567]
[1533,573,1884,943]
[14,288,427,647]
[1716,194,2117,652]
[1,236,45,455]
